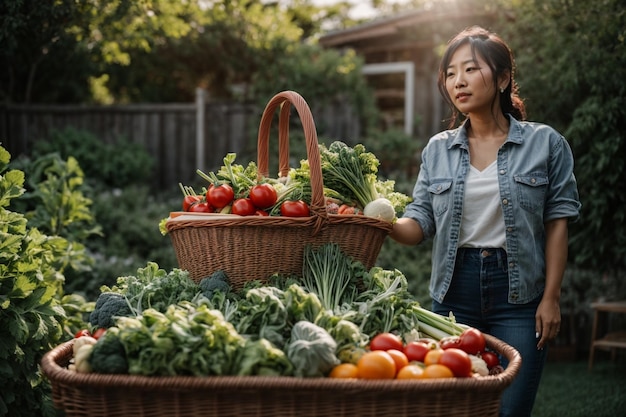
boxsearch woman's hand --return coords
[536,218,569,349]
[535,297,561,349]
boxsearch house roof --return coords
[319,8,496,48]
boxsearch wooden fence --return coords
[0,89,360,189]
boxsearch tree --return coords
[0,0,207,103]
[499,0,626,274]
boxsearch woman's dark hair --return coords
[438,26,526,128]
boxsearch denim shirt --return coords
[403,116,581,304]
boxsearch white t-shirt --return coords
[458,161,506,249]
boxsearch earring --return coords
[500,87,505,93]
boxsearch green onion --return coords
[301,244,356,311]
[414,306,468,339]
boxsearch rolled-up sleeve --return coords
[544,135,582,223]
[403,147,437,239]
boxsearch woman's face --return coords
[444,43,499,116]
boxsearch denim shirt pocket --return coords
[514,173,548,213]
[428,179,453,217]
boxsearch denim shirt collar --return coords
[448,115,524,150]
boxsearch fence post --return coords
[195,88,205,171]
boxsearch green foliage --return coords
[361,128,424,178]
[499,0,626,274]
[1,0,207,103]
[251,43,378,130]
[29,127,154,189]
[13,128,178,301]
[12,153,102,242]
[0,146,79,417]
[79,184,179,298]
[0,0,93,103]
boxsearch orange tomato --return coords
[424,348,444,366]
[357,350,396,379]
[396,364,425,379]
[329,363,359,379]
[386,349,409,374]
[420,364,454,379]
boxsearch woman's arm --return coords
[390,217,425,246]
[536,217,569,349]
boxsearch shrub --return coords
[30,127,154,190]
[0,146,91,417]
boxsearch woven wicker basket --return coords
[41,333,521,417]
[166,91,392,287]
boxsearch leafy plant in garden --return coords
[0,146,96,417]
[500,0,626,277]
[28,127,154,190]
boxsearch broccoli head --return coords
[89,327,128,374]
[89,292,133,328]
[198,270,231,300]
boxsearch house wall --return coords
[320,9,497,139]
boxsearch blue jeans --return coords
[432,248,546,417]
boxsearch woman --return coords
[390,26,581,417]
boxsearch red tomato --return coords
[231,198,256,216]
[189,201,212,213]
[249,184,278,209]
[369,332,404,352]
[280,200,310,217]
[439,336,461,350]
[74,329,91,339]
[182,195,201,211]
[403,341,431,362]
[458,328,487,355]
[481,351,500,369]
[438,348,473,377]
[206,184,235,209]
[255,209,269,216]
[92,328,107,340]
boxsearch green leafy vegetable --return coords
[198,270,231,300]
[100,262,200,315]
[236,338,294,376]
[115,302,246,376]
[89,327,128,374]
[300,243,360,310]
[319,141,381,208]
[286,321,340,377]
[233,286,289,348]
[196,153,257,198]
[89,292,134,328]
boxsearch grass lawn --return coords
[532,354,626,417]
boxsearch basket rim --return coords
[165,211,393,233]
[41,334,520,393]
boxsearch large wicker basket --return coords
[166,91,393,287]
[41,334,521,417]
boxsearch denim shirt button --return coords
[511,293,518,300]
[502,199,509,205]
[499,169,506,175]
[509,261,515,268]
[531,178,536,184]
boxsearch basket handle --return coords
[257,91,328,230]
